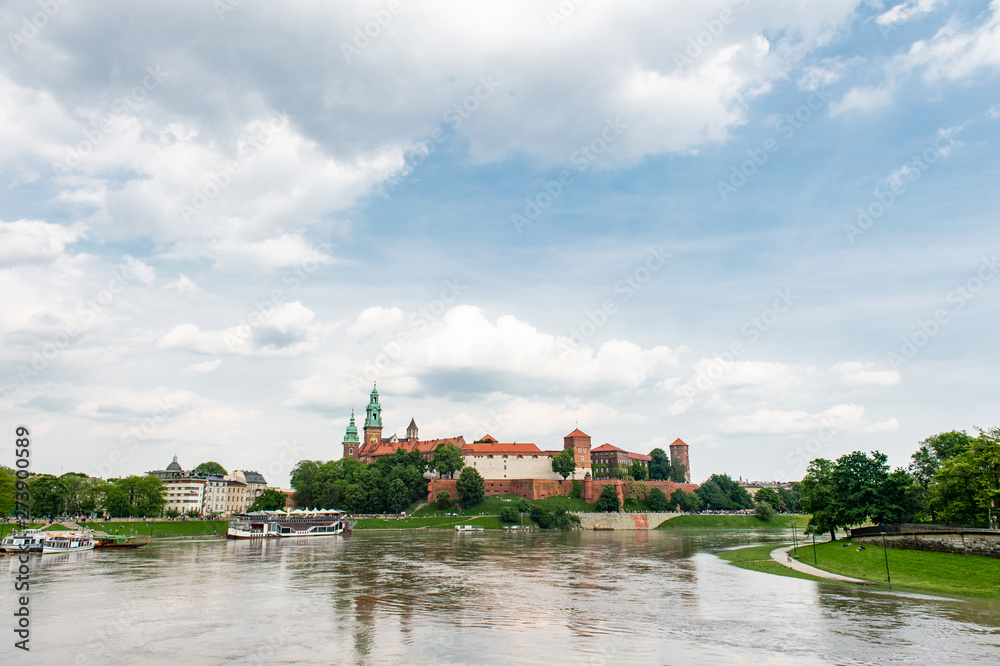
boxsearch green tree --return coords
[648,448,671,481]
[801,459,841,540]
[456,467,485,506]
[432,443,465,480]
[596,484,620,512]
[164,508,181,518]
[0,466,17,517]
[27,474,64,517]
[499,505,519,523]
[185,509,201,518]
[910,430,972,521]
[932,428,1000,527]
[435,491,452,510]
[754,487,781,512]
[695,474,750,510]
[754,501,775,521]
[194,461,228,476]
[249,488,288,512]
[647,487,669,512]
[514,498,531,514]
[628,461,648,481]
[551,449,576,480]
[777,484,803,513]
[669,459,687,483]
[670,488,701,512]
[102,476,166,518]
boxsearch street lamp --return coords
[880,531,891,585]
[791,522,797,558]
[812,531,817,565]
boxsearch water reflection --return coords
[2,530,997,664]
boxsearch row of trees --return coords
[0,469,168,518]
[800,428,1000,537]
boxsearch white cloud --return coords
[0,219,86,267]
[832,361,901,387]
[864,417,900,433]
[830,85,894,116]
[797,56,863,91]
[987,103,1000,118]
[183,359,222,374]
[877,0,944,27]
[720,403,866,435]
[347,306,405,340]
[121,255,156,285]
[158,301,326,357]
[902,1,1000,82]
[164,274,198,293]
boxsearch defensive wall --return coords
[851,525,1000,559]
[573,512,682,530]
[427,478,699,504]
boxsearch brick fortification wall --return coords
[854,531,1000,559]
[428,478,698,503]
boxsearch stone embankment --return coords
[853,530,1000,558]
[573,512,681,530]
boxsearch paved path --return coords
[769,546,872,585]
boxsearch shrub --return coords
[515,498,531,514]
[499,506,519,523]
[596,484,621,512]
[435,491,451,510]
[754,501,775,521]
[570,480,583,499]
[647,487,669,512]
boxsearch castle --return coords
[340,384,691,484]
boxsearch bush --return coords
[515,498,531,514]
[456,467,485,506]
[754,501,775,521]
[570,480,583,499]
[499,506,520,523]
[436,491,451,510]
[647,487,669,512]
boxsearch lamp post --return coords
[880,531,891,585]
[812,531,817,565]
[791,523,797,558]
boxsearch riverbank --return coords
[658,514,809,529]
[721,540,1000,599]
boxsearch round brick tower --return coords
[668,438,690,483]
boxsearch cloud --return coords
[902,1,1000,82]
[797,56,863,91]
[121,255,156,285]
[876,0,944,27]
[164,274,198,293]
[158,301,326,357]
[864,417,900,433]
[0,219,86,267]
[183,358,222,374]
[347,306,405,340]
[832,361,901,387]
[830,85,894,116]
[720,403,866,435]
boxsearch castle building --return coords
[591,443,650,479]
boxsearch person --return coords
[786,552,792,563]
[857,545,865,551]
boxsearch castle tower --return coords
[406,417,418,442]
[363,383,383,450]
[669,438,691,483]
[342,410,360,459]
[563,428,592,477]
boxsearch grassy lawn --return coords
[718,543,830,583]
[796,540,1000,599]
[658,514,810,529]
[76,520,229,538]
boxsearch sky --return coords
[1,0,998,487]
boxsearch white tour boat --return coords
[0,528,46,553]
[227,509,351,539]
[41,533,95,554]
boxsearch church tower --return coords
[406,417,418,442]
[342,410,360,459]
[363,383,383,450]
[669,438,691,483]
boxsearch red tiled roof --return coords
[363,436,466,458]
[462,440,545,455]
[669,438,689,448]
[591,443,625,453]
[628,452,652,462]
[565,428,590,438]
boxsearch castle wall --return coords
[427,477,699,504]
[464,453,571,481]
[582,479,699,504]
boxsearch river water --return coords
[4,530,998,664]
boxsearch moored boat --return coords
[42,533,95,554]
[455,525,485,532]
[0,529,46,553]
[227,509,351,539]
[94,534,149,549]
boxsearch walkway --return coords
[769,546,872,585]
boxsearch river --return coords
[4,530,998,664]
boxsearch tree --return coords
[456,467,485,506]
[435,491,451,510]
[164,508,181,518]
[596,484,620,512]
[628,461,647,481]
[777,484,803,513]
[910,430,972,521]
[551,449,576,480]
[832,451,901,526]
[754,501,775,521]
[801,459,840,540]
[0,467,15,517]
[754,488,781,512]
[432,443,465,480]
[932,428,1000,527]
[649,448,671,481]
[669,459,687,483]
[185,509,201,518]
[28,475,65,517]
[195,462,228,476]
[670,488,702,513]
[249,488,288,512]
[102,476,166,518]
[499,506,519,523]
[514,498,531,514]
[647,487,669,512]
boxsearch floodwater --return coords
[3,530,998,664]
